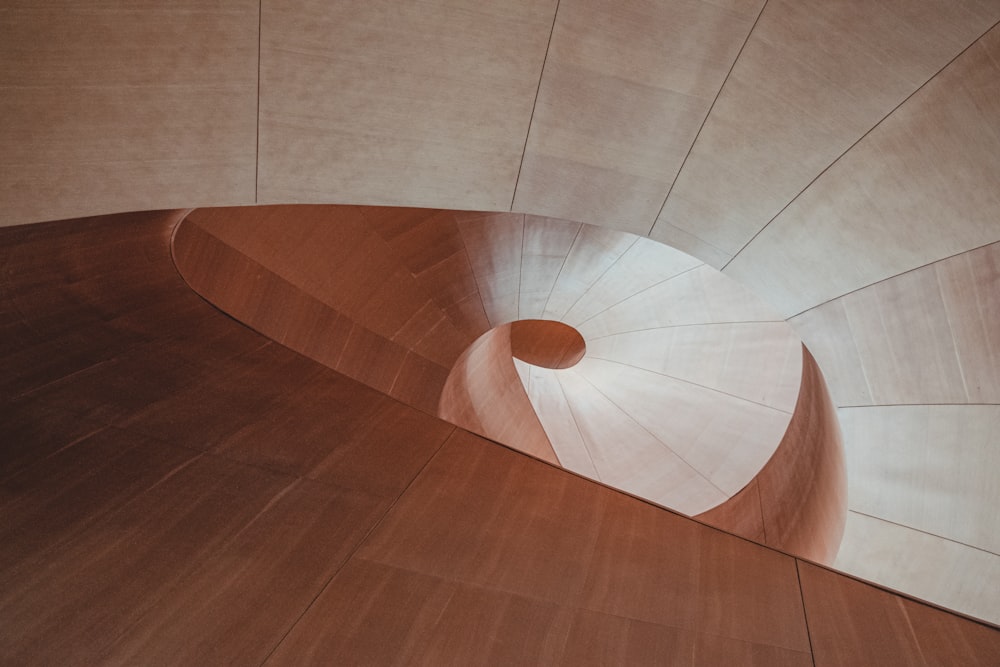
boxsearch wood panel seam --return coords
[646,0,772,237]
[552,370,603,482]
[539,222,582,319]
[256,425,458,666]
[510,0,562,212]
[255,0,262,203]
[794,560,818,666]
[583,318,784,341]
[786,239,1000,321]
[553,236,639,322]
[847,510,1000,558]
[573,369,729,497]
[571,263,704,329]
[722,18,1000,274]
[584,355,794,415]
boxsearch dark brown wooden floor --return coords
[1,211,997,665]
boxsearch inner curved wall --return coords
[173,204,845,563]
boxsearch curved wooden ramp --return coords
[1,210,996,665]
[174,204,845,562]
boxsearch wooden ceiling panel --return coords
[653,0,1000,263]
[0,2,258,226]
[257,0,557,211]
[792,241,1000,406]
[513,0,764,232]
[553,368,729,515]
[839,405,1000,556]
[577,264,781,339]
[832,513,1000,627]
[585,322,802,410]
[573,357,792,497]
[724,23,1000,316]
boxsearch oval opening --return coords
[509,319,586,369]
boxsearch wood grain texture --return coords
[698,347,846,563]
[652,0,1000,264]
[546,366,730,514]
[838,405,1000,556]
[0,1,258,226]
[833,512,1000,626]
[175,206,813,527]
[438,325,559,465]
[791,241,1000,407]
[2,210,998,663]
[173,207,463,413]
[513,0,764,233]
[257,0,557,210]
[510,319,587,369]
[0,211,453,664]
[724,22,1000,316]
[799,559,1000,666]
[352,429,813,653]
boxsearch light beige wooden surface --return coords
[839,405,1000,556]
[585,322,802,410]
[257,0,557,211]
[652,0,1000,265]
[834,512,1000,625]
[785,238,1000,622]
[0,1,259,226]
[725,23,1000,316]
[791,241,1000,406]
[513,0,764,233]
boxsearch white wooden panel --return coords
[839,405,1000,555]
[0,1,258,226]
[835,511,1000,625]
[653,0,1000,264]
[258,0,558,211]
[724,24,1000,316]
[513,0,764,233]
[586,322,801,410]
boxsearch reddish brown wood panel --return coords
[698,346,847,563]
[510,319,587,369]
[799,560,1000,666]
[438,324,559,465]
[2,210,997,664]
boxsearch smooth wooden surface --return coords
[0,211,453,664]
[652,0,1000,264]
[510,319,587,369]
[725,22,1000,317]
[0,1,258,226]
[2,210,999,664]
[175,206,810,522]
[697,348,846,563]
[800,560,1000,666]
[257,0,557,211]
[791,240,1000,407]
[837,406,1000,556]
[512,0,764,233]
[438,324,560,465]
[786,238,1000,621]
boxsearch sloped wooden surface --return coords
[4,210,998,665]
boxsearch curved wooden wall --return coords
[1,210,998,665]
[438,323,559,465]
[3,0,999,625]
[173,203,845,561]
[697,348,847,564]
